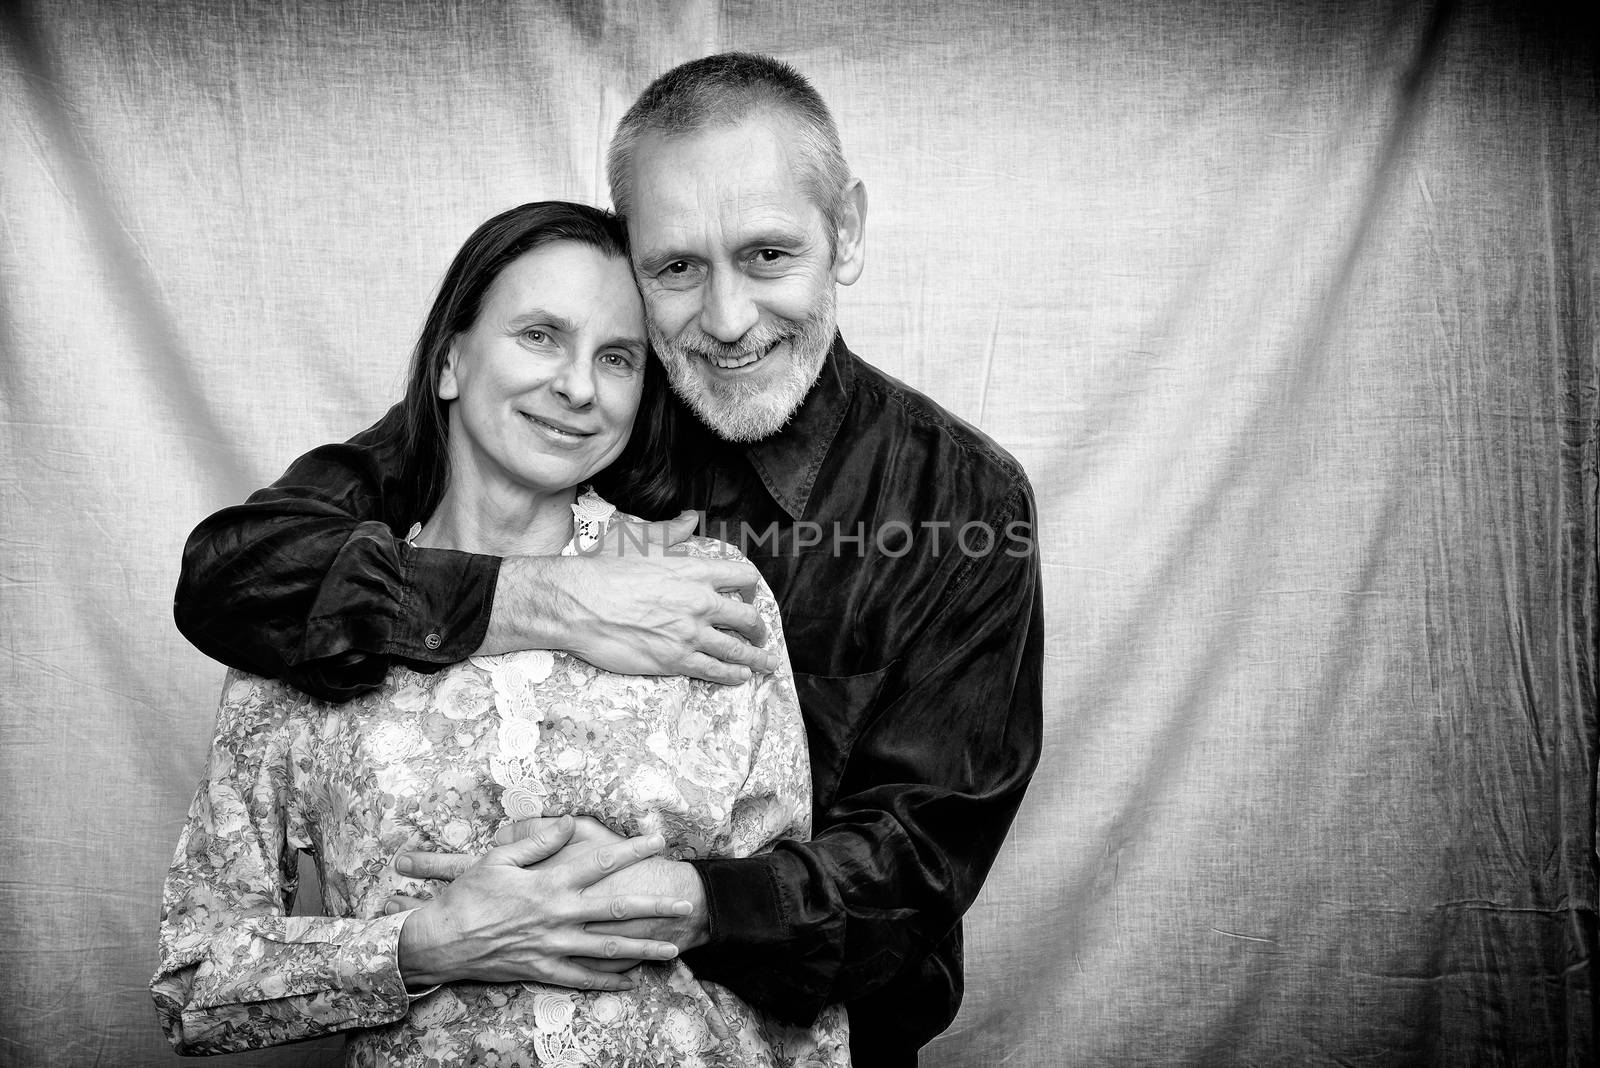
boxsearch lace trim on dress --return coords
[402,487,616,554]
[474,490,615,821]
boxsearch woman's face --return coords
[440,241,648,502]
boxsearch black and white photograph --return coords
[0,1,1594,1065]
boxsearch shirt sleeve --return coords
[173,405,500,701]
[683,480,1046,1032]
[151,670,415,1054]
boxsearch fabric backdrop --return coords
[1,1,1594,1064]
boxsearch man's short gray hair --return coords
[607,52,853,234]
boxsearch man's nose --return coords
[698,270,758,343]
[552,354,597,407]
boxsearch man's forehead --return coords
[629,120,820,244]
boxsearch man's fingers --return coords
[541,961,640,993]
[662,510,699,545]
[705,632,776,677]
[678,652,754,687]
[695,558,763,597]
[706,598,769,651]
[571,955,641,974]
[394,851,475,881]
[382,895,425,915]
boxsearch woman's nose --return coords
[551,355,597,408]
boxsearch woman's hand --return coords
[392,816,691,991]
[498,816,710,953]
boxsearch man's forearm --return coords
[173,406,499,700]
[473,554,571,657]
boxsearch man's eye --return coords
[653,261,701,290]
[754,249,786,263]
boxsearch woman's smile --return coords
[520,411,597,445]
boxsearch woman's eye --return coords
[522,329,549,344]
[600,352,638,372]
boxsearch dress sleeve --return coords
[173,405,500,702]
[151,670,414,1054]
[684,481,1046,1033]
[717,574,814,857]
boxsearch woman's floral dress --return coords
[151,495,851,1066]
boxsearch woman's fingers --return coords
[494,813,619,847]
[583,833,667,884]
[395,851,475,880]
[492,814,581,847]
[399,827,662,893]
[399,815,576,880]
[567,815,623,845]
[489,816,577,866]
[572,931,679,963]
[572,893,693,924]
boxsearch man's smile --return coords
[700,337,785,372]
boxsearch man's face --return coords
[626,117,847,442]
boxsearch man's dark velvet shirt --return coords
[177,335,1045,1064]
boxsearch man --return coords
[176,53,1043,1064]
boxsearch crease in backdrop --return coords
[0,1,1594,1064]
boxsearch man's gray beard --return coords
[649,288,835,443]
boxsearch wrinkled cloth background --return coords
[1,1,1595,1065]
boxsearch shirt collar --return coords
[740,333,855,520]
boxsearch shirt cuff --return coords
[391,909,442,1002]
[683,853,833,1024]
[688,853,787,951]
[388,544,501,665]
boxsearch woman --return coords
[151,202,850,1066]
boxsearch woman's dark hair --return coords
[396,201,684,521]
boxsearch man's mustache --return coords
[664,327,790,361]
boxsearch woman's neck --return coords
[412,482,579,557]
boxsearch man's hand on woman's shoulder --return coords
[478,510,778,684]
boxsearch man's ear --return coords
[438,343,461,400]
[831,178,867,286]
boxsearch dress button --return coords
[424,633,443,650]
